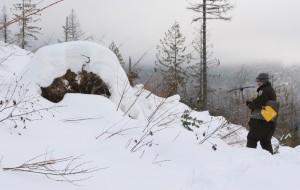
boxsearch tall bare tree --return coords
[12,0,42,49]
[61,16,70,42]
[186,24,220,110]
[187,0,233,110]
[155,21,190,97]
[0,6,11,43]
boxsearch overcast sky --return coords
[1,0,300,66]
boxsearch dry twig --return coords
[60,116,103,123]
[130,101,181,153]
[96,119,140,140]
[2,151,102,185]
[152,155,171,166]
[199,118,229,144]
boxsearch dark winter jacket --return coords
[246,82,277,127]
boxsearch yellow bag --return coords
[250,100,279,122]
[261,106,277,122]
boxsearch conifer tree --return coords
[62,9,84,41]
[12,0,41,49]
[155,21,190,96]
[109,41,125,67]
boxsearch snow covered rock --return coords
[20,41,143,119]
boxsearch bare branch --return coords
[220,126,243,140]
[60,117,103,123]
[2,151,103,185]
[116,80,130,111]
[123,88,144,116]
[96,119,141,140]
[199,118,229,144]
[130,100,181,153]
[0,0,64,30]
[131,47,152,70]
[152,155,171,166]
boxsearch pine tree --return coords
[63,9,84,41]
[12,0,41,49]
[0,6,11,43]
[109,41,125,67]
[155,21,190,96]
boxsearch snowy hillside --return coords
[1,41,300,190]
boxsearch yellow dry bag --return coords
[261,100,279,122]
[261,106,277,122]
[250,100,279,122]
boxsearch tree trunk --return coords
[128,56,132,76]
[4,13,7,43]
[21,0,25,49]
[65,16,69,42]
[202,0,208,110]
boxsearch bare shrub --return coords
[2,150,101,185]
[0,74,60,130]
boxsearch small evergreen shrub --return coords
[181,109,203,131]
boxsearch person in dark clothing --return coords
[242,73,277,154]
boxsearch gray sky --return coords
[1,0,300,66]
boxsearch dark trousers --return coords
[247,123,276,154]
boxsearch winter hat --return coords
[256,73,269,82]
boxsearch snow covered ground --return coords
[1,41,300,190]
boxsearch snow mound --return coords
[0,41,31,84]
[20,41,143,119]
